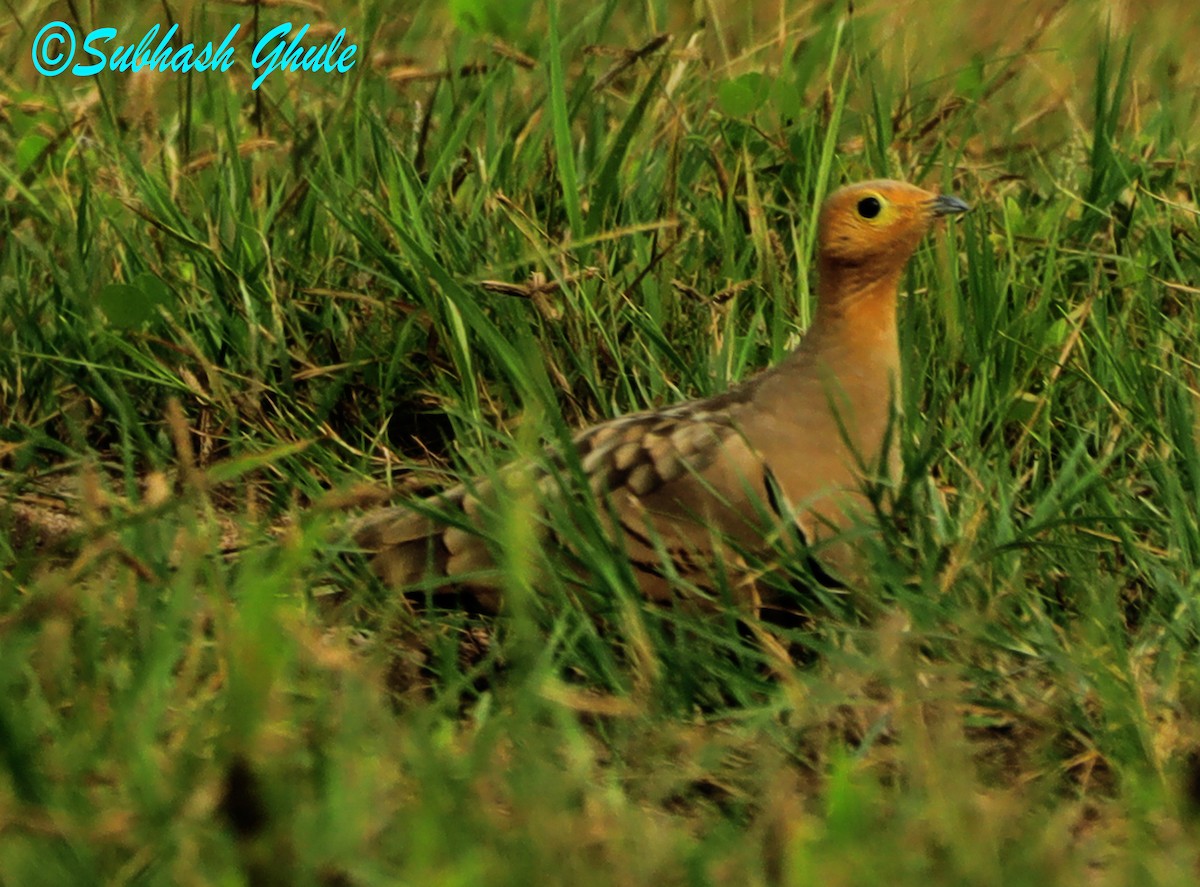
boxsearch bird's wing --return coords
[351,388,809,603]
[568,401,785,600]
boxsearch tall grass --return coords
[2,1,1200,883]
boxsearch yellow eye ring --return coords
[856,195,883,219]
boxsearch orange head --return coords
[816,179,969,291]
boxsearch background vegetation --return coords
[3,0,1200,883]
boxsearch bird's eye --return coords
[857,196,882,219]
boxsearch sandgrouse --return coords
[353,180,969,610]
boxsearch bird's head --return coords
[816,180,969,281]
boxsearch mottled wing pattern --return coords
[352,392,778,605]
[572,404,744,499]
[568,402,783,602]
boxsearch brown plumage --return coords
[352,180,969,610]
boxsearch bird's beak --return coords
[927,194,971,216]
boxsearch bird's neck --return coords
[769,262,904,475]
[802,263,902,366]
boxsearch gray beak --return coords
[928,194,971,216]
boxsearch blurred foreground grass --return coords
[3,0,1200,883]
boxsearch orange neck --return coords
[804,261,902,361]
